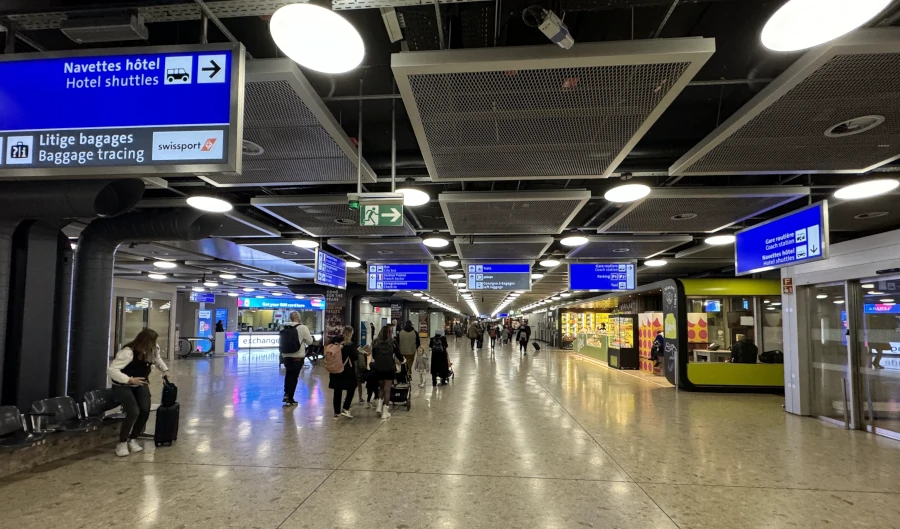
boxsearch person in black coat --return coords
[430,331,450,386]
[329,325,358,419]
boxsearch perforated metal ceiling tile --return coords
[252,196,415,237]
[671,29,900,176]
[567,235,692,260]
[598,187,809,233]
[393,39,714,181]
[829,194,900,233]
[328,238,434,261]
[241,243,317,261]
[200,60,376,187]
[440,190,590,235]
[675,243,735,259]
[117,244,213,261]
[454,237,553,261]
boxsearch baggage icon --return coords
[10,141,29,159]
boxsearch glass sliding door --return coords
[855,276,900,439]
[808,283,852,426]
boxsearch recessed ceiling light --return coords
[532,273,544,279]
[219,274,236,280]
[612,248,630,253]
[834,179,899,200]
[396,188,430,206]
[334,218,356,225]
[192,287,205,292]
[153,261,177,269]
[816,294,828,299]
[772,302,782,306]
[448,273,464,280]
[705,234,736,246]
[423,236,449,248]
[833,300,845,304]
[295,295,305,299]
[148,273,166,280]
[346,261,362,268]
[413,293,423,297]
[604,183,651,203]
[204,281,218,287]
[767,307,776,310]
[644,259,667,267]
[70,243,77,250]
[761,0,892,52]
[515,290,526,293]
[243,288,255,292]
[256,295,265,299]
[861,283,875,289]
[510,293,520,297]
[439,260,458,268]
[269,3,364,74]
[540,259,561,267]
[560,235,589,247]
[458,288,468,293]
[292,239,318,249]
[272,292,282,296]
[869,291,886,295]
[186,196,232,213]
[881,298,895,303]
[263,282,277,287]
[561,293,571,297]
[228,292,239,297]
[552,296,561,300]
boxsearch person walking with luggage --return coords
[356,345,371,404]
[488,324,498,350]
[398,320,420,373]
[280,311,313,407]
[327,325,358,419]
[467,321,480,350]
[108,328,171,457]
[430,331,450,386]
[414,346,429,387]
[516,326,529,356]
[371,326,398,419]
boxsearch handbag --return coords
[161,376,178,407]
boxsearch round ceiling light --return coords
[295,295,305,299]
[291,239,319,249]
[604,183,651,203]
[448,273,463,280]
[256,295,265,299]
[413,293,423,297]
[204,281,219,287]
[153,261,177,269]
[263,282,277,287]
[439,260,458,268]
[880,298,895,303]
[269,4,365,74]
[192,287,205,292]
[148,273,167,280]
[540,259,561,267]
[219,274,237,280]
[644,259,667,267]
[228,292,239,297]
[186,196,233,213]
[560,235,589,247]
[532,273,545,279]
[869,290,887,295]
[861,283,875,289]
[834,179,899,200]
[833,300,846,305]
[761,0,892,52]
[561,293,571,297]
[396,188,430,206]
[346,261,362,268]
[423,236,449,248]
[272,292,283,296]
[243,287,255,292]
[705,234,736,246]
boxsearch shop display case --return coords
[608,314,639,369]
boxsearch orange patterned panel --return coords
[687,312,709,344]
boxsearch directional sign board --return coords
[360,204,404,226]
[568,263,636,291]
[467,263,532,291]
[367,263,430,291]
[0,43,244,179]
[315,250,347,290]
[735,201,829,276]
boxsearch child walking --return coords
[413,346,429,388]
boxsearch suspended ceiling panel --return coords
[828,193,900,233]
[670,29,900,176]
[597,187,810,234]
[440,190,590,235]
[117,244,213,261]
[392,39,715,181]
[252,196,415,237]
[201,59,376,187]
[567,235,692,260]
[675,243,735,259]
[240,242,317,261]
[328,238,434,261]
[455,237,553,260]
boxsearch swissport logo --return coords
[152,130,224,161]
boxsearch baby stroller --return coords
[390,362,412,411]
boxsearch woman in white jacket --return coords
[107,328,171,457]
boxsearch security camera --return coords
[522,6,574,49]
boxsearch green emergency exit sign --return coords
[360,204,403,226]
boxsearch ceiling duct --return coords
[670,28,900,176]
[201,59,377,187]
[59,14,148,43]
[439,190,590,235]
[392,39,715,181]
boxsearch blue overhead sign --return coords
[0,43,244,178]
[315,250,347,290]
[368,263,430,291]
[467,263,531,291]
[735,201,829,276]
[568,263,635,291]
[190,291,216,303]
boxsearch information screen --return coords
[190,291,215,303]
[0,43,243,178]
[237,297,324,310]
[568,263,635,291]
[735,201,829,275]
[466,263,531,291]
[367,263,430,291]
[315,250,347,290]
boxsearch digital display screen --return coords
[704,300,721,312]
[315,250,347,290]
[568,263,636,291]
[735,201,829,275]
[190,291,215,303]
[237,297,325,309]
[367,263,430,291]
[466,263,531,291]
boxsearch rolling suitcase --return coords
[154,402,180,447]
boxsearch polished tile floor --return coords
[3,339,900,528]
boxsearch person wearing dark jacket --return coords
[730,335,759,364]
[215,320,225,333]
[430,331,450,386]
[651,331,664,367]
[329,325,358,419]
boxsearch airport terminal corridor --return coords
[3,340,900,529]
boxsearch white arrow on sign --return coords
[381,207,401,222]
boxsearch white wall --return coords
[781,229,900,415]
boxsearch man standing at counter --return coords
[280,311,314,407]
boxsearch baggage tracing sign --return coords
[0,43,244,178]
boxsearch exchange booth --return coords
[229,296,325,352]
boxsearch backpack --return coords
[278,324,301,355]
[324,343,347,374]
[489,328,496,338]
[517,330,528,343]
[372,341,395,372]
[758,350,784,364]
[430,338,445,354]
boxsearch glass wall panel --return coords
[808,284,850,423]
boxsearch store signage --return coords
[367,263,429,291]
[223,332,239,353]
[190,291,215,303]
[0,43,244,178]
[360,203,404,226]
[238,333,280,349]
[568,263,636,291]
[197,309,213,338]
[865,304,900,314]
[237,297,324,309]
[466,263,531,291]
[215,308,228,327]
[735,201,829,276]
[315,249,347,290]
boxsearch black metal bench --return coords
[30,396,102,433]
[83,389,126,421]
[0,406,49,450]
